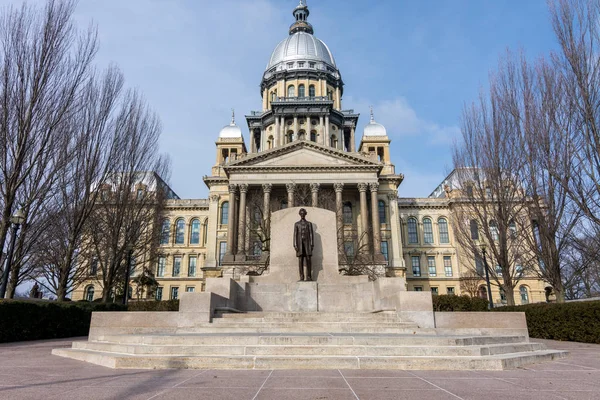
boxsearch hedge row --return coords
[127,300,179,312]
[0,300,125,343]
[495,301,600,344]
[432,295,489,312]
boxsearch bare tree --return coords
[460,271,483,298]
[87,91,170,302]
[0,0,98,297]
[452,82,531,305]
[33,67,125,300]
[492,52,580,303]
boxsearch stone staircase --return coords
[52,311,567,370]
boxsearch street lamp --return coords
[0,209,26,298]
[123,244,133,306]
[477,241,494,309]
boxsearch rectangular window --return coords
[90,258,98,276]
[186,286,195,293]
[447,287,455,295]
[309,62,315,68]
[431,287,439,295]
[219,242,227,266]
[381,241,389,261]
[485,187,492,198]
[188,256,197,277]
[155,287,163,301]
[495,265,503,277]
[516,263,523,277]
[129,256,136,277]
[136,189,144,200]
[411,256,421,277]
[414,286,423,292]
[253,241,262,256]
[444,256,453,277]
[408,219,418,244]
[427,256,436,277]
[298,62,305,68]
[173,256,181,277]
[170,286,179,300]
[157,256,166,277]
[475,255,484,276]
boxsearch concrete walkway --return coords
[0,338,597,400]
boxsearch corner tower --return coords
[246,0,359,154]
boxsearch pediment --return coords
[227,141,380,169]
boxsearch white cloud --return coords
[345,96,461,145]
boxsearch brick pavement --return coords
[0,338,597,400]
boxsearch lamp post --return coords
[478,242,494,309]
[0,209,26,299]
[123,244,133,306]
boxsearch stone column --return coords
[319,115,325,145]
[262,183,272,227]
[370,182,381,254]
[226,184,237,256]
[275,116,280,148]
[261,128,266,152]
[286,183,296,208]
[336,87,341,109]
[237,184,248,255]
[388,190,404,268]
[205,194,220,268]
[358,183,370,251]
[293,116,298,142]
[350,127,356,152]
[325,115,330,147]
[310,183,320,208]
[339,128,344,150]
[334,183,344,251]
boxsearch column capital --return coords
[209,194,220,203]
[228,184,237,194]
[286,183,297,193]
[369,182,380,192]
[262,183,273,194]
[358,183,369,193]
[239,183,249,194]
[333,183,344,193]
[310,183,320,193]
[387,190,398,200]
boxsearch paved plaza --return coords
[0,338,597,399]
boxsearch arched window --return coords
[438,218,449,244]
[478,285,487,300]
[287,131,294,143]
[407,218,418,244]
[160,219,170,245]
[330,135,337,147]
[298,84,305,98]
[85,285,94,302]
[190,219,200,245]
[220,202,229,225]
[310,130,317,142]
[288,85,295,97]
[309,85,315,97]
[509,220,517,238]
[202,219,208,245]
[470,220,479,240]
[489,220,499,241]
[378,200,387,224]
[343,202,353,224]
[423,218,434,244]
[298,130,306,140]
[175,219,185,244]
[281,199,288,210]
[520,286,529,304]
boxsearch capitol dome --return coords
[267,32,336,70]
[219,111,242,139]
[363,109,388,137]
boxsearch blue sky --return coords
[9,0,559,198]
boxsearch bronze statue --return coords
[293,208,314,281]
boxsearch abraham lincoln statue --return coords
[293,208,314,281]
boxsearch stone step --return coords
[208,321,418,329]
[52,348,568,370]
[97,333,530,347]
[73,341,545,357]
[216,312,402,323]
[217,312,398,319]
[212,316,404,324]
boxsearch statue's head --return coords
[299,208,307,218]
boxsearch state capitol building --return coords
[74,1,549,305]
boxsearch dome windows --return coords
[298,84,305,98]
[288,85,295,97]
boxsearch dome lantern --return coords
[363,107,388,137]
[290,0,313,35]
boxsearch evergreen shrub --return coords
[495,301,600,344]
[432,295,489,312]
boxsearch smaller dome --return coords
[219,110,242,138]
[363,108,387,137]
